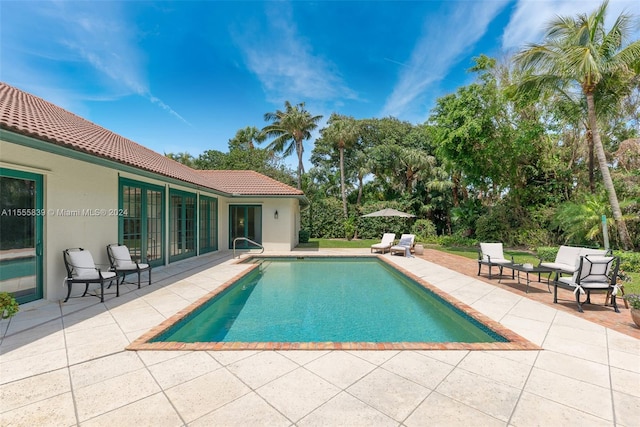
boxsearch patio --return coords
[1,249,638,426]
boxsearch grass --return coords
[296,238,640,295]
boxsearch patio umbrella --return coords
[361,208,415,218]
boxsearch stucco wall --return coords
[1,139,302,303]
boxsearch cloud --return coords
[381,0,510,119]
[233,2,357,104]
[2,1,188,125]
[502,0,640,52]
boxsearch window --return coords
[170,189,196,261]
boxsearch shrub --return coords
[536,246,559,262]
[298,229,310,244]
[0,292,19,319]
[623,294,640,310]
[412,219,437,243]
[343,218,355,241]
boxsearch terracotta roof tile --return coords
[197,170,303,195]
[0,82,303,197]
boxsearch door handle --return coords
[36,241,43,256]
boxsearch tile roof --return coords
[197,170,303,195]
[0,82,303,197]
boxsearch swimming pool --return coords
[129,256,536,351]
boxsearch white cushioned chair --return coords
[63,248,119,303]
[552,254,621,313]
[477,243,513,280]
[390,234,415,257]
[371,233,396,254]
[540,245,609,276]
[106,243,152,289]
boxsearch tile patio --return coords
[1,249,638,426]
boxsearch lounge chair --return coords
[539,245,609,277]
[477,243,513,279]
[371,233,396,254]
[552,254,621,313]
[390,234,415,257]
[63,248,119,303]
[106,243,152,288]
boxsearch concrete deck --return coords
[1,249,638,426]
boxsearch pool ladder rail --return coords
[233,237,265,259]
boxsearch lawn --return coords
[297,239,640,295]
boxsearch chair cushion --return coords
[371,242,392,249]
[109,245,132,268]
[117,261,149,270]
[540,261,576,274]
[555,246,582,265]
[480,243,504,262]
[381,233,396,244]
[398,236,413,246]
[67,250,98,280]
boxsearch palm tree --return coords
[321,114,360,217]
[228,126,266,151]
[514,0,639,250]
[263,101,323,189]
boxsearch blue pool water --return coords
[152,257,506,343]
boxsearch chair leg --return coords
[477,262,481,276]
[82,283,89,297]
[553,284,558,303]
[137,270,141,289]
[148,269,152,286]
[488,265,492,280]
[99,281,104,303]
[64,280,72,302]
[611,294,620,313]
[575,291,584,313]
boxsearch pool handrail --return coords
[233,237,265,258]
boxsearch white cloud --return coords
[2,1,188,125]
[502,0,640,52]
[233,2,357,104]
[381,0,511,119]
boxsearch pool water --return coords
[152,257,506,344]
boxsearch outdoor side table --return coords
[499,263,556,293]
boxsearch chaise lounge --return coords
[390,234,415,257]
[371,233,396,254]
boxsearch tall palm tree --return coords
[321,114,360,217]
[228,126,266,151]
[263,101,323,189]
[514,0,639,250]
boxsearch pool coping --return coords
[126,255,540,351]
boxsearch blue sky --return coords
[1,0,637,170]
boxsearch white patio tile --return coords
[279,349,330,366]
[610,366,640,397]
[510,391,613,427]
[0,326,66,362]
[70,350,145,389]
[0,347,68,384]
[0,368,70,412]
[436,368,521,422]
[304,351,377,389]
[147,351,221,390]
[298,391,396,427]
[507,297,557,324]
[541,333,609,364]
[456,351,532,389]
[135,349,192,366]
[524,367,613,421]
[256,367,340,422]
[347,350,399,366]
[607,328,640,355]
[547,322,608,348]
[109,304,166,334]
[208,350,260,366]
[417,350,469,366]
[382,351,454,390]
[347,367,430,422]
[226,351,298,389]
[499,314,551,346]
[405,391,505,427]
[189,392,291,427]
[0,392,76,427]
[609,348,640,373]
[81,392,183,427]
[164,368,251,423]
[534,350,610,388]
[64,323,131,365]
[612,390,640,427]
[74,368,161,422]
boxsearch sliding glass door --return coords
[229,205,262,249]
[0,169,43,303]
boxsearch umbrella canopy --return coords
[361,208,415,218]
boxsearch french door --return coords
[0,169,43,303]
[229,205,262,249]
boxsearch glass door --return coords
[0,169,43,304]
[229,205,262,249]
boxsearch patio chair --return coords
[390,234,415,257]
[477,243,513,280]
[371,233,396,254]
[106,243,152,288]
[63,248,119,303]
[552,254,621,313]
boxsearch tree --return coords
[263,101,323,189]
[228,126,266,151]
[513,0,639,249]
[164,152,195,168]
[320,114,360,217]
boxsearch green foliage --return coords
[412,219,437,243]
[619,251,640,273]
[343,218,356,240]
[536,246,559,262]
[303,197,345,238]
[298,229,310,244]
[437,235,478,247]
[623,294,640,310]
[0,292,19,319]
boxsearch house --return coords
[0,82,308,304]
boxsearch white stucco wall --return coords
[1,139,303,303]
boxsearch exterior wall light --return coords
[274,210,278,220]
